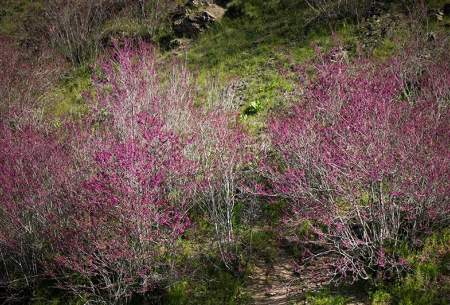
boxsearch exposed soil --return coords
[245,251,368,305]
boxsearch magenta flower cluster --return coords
[263,51,449,280]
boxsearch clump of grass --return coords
[306,289,350,305]
[164,265,251,305]
[43,65,92,120]
[371,290,391,305]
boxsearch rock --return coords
[169,38,191,50]
[265,291,277,297]
[214,0,231,7]
[186,0,211,8]
[172,2,225,38]
[443,4,450,16]
[173,16,203,37]
[205,3,226,20]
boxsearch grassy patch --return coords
[43,66,92,120]
[371,230,450,305]
[371,290,391,305]
[306,289,350,305]
[0,0,42,36]
[164,266,250,305]
[186,4,359,132]
[100,17,150,42]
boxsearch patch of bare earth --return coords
[245,252,368,305]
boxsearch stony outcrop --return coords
[443,4,450,16]
[172,0,225,38]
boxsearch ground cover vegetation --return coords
[0,0,449,304]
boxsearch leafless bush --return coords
[305,0,376,25]
[142,0,179,38]
[0,35,66,117]
[43,0,123,63]
[41,0,178,63]
[160,67,253,271]
[194,110,252,270]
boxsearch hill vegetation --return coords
[1,1,449,304]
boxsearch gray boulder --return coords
[172,1,225,38]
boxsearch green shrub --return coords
[165,281,190,305]
[372,230,450,305]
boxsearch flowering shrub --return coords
[97,42,255,271]
[0,42,196,304]
[0,35,66,115]
[51,118,193,304]
[0,116,72,293]
[263,52,450,281]
[48,42,196,304]
[0,39,254,302]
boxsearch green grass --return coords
[164,265,251,305]
[371,229,450,305]
[185,3,360,132]
[43,65,92,120]
[100,17,151,42]
[0,0,42,36]
[306,289,350,305]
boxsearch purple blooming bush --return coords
[262,51,449,281]
[0,118,72,293]
[0,43,196,304]
[0,40,253,303]
[51,43,197,303]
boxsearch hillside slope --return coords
[1,1,449,305]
